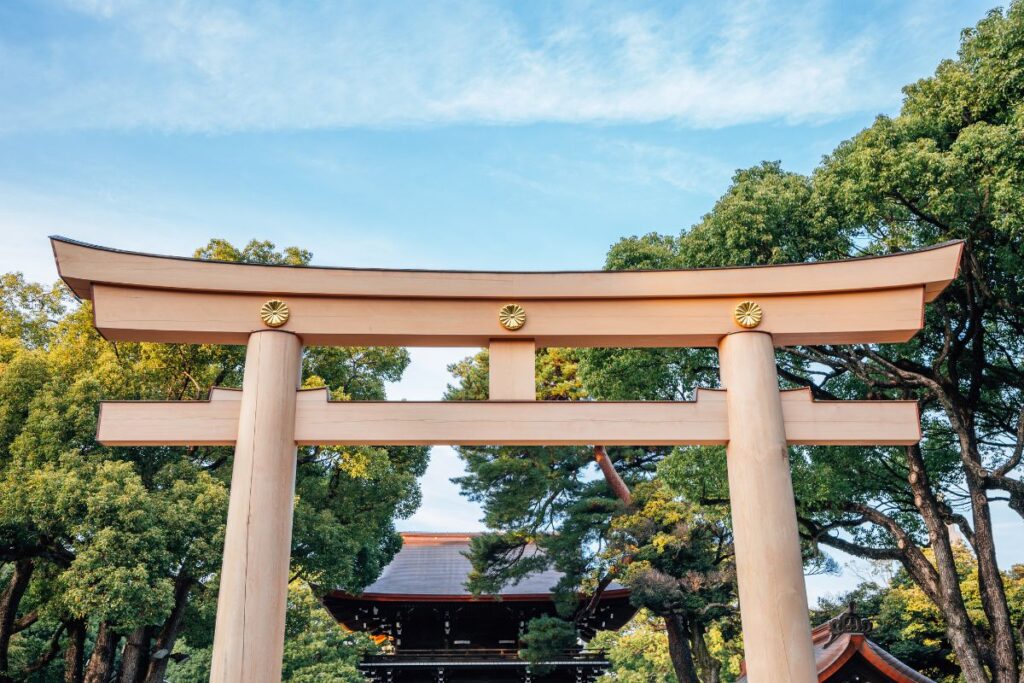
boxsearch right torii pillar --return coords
[720,331,817,681]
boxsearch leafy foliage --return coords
[168,582,375,683]
[518,615,579,673]
[812,543,1024,683]
[454,5,1024,681]
[0,239,428,683]
[592,611,743,683]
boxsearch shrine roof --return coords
[737,610,936,683]
[329,532,628,602]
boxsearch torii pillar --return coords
[50,236,963,683]
[209,331,302,682]
[720,331,816,681]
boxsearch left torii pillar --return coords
[210,331,302,683]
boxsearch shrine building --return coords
[737,605,936,683]
[322,533,636,683]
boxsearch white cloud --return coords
[1,0,914,132]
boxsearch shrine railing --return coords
[360,648,609,665]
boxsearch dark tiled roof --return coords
[353,533,625,598]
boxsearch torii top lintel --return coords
[51,236,963,348]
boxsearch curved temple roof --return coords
[329,533,627,602]
[738,616,936,683]
[52,236,961,302]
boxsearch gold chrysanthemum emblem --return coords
[260,299,290,328]
[733,301,763,329]
[498,303,527,331]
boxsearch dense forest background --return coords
[2,3,1024,683]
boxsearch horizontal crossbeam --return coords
[97,388,920,447]
[88,284,930,347]
[53,236,961,302]
[52,237,963,348]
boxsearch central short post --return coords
[210,330,303,683]
[718,331,816,683]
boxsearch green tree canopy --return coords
[453,4,1024,682]
[447,348,737,683]
[596,6,1024,680]
[0,239,428,683]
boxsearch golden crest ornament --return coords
[260,299,290,328]
[498,303,527,331]
[733,301,763,329]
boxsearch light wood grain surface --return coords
[88,283,929,347]
[53,236,961,302]
[209,331,302,683]
[98,388,920,447]
[720,331,818,683]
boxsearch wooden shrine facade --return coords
[323,533,635,683]
[50,236,963,683]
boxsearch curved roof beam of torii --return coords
[53,235,961,302]
[50,236,963,348]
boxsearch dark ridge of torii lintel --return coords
[50,235,963,302]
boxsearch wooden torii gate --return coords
[51,236,962,683]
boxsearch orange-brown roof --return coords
[737,614,935,683]
[809,619,935,683]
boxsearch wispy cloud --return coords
[593,139,735,195]
[0,0,947,132]
[480,136,733,200]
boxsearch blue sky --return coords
[1,0,1013,602]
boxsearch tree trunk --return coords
[690,621,721,683]
[118,627,150,683]
[665,614,701,683]
[83,622,118,683]
[594,446,633,505]
[143,574,193,683]
[0,560,33,682]
[957,277,1021,682]
[64,619,86,683]
[905,446,990,683]
[967,471,1019,683]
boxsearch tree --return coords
[592,610,742,683]
[591,611,677,683]
[0,239,429,682]
[167,581,376,683]
[582,5,1024,680]
[811,543,1024,683]
[518,614,579,675]
[447,349,737,683]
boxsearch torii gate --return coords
[50,236,962,683]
